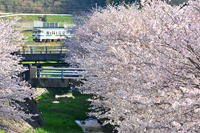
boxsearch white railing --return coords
[19,50,68,54]
[18,45,68,54]
[37,68,85,79]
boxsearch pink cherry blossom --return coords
[63,0,200,132]
[0,18,35,130]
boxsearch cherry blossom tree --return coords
[0,18,34,130]
[63,0,200,132]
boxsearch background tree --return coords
[0,18,34,131]
[63,0,200,132]
[0,0,188,14]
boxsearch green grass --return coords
[21,30,33,43]
[3,15,73,23]
[34,88,92,133]
[20,61,66,64]
[0,129,7,133]
[46,16,74,26]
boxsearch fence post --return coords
[61,69,64,79]
[38,68,41,78]
[31,46,33,54]
[46,46,47,54]
[23,46,25,54]
[27,45,29,54]
[29,65,37,78]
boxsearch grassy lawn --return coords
[21,30,33,43]
[0,129,7,133]
[3,15,73,24]
[34,88,92,133]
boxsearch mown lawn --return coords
[21,30,33,42]
[3,15,73,24]
[34,88,92,133]
[0,129,7,133]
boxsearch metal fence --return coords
[37,68,85,79]
[18,45,68,54]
